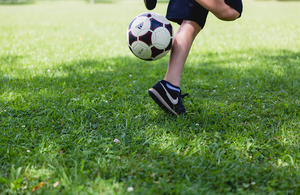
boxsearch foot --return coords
[148,80,188,116]
[144,0,157,10]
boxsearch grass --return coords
[0,0,300,194]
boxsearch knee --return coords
[214,8,240,21]
[180,20,202,36]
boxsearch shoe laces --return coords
[180,93,188,98]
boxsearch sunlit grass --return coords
[0,0,300,194]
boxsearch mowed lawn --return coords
[0,0,300,194]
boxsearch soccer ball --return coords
[127,12,173,61]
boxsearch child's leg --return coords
[164,20,202,87]
[148,0,243,115]
[195,0,241,21]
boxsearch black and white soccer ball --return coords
[127,12,173,61]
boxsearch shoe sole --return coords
[144,0,157,10]
[148,88,178,116]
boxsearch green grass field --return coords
[1,0,300,194]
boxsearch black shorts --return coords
[166,0,243,28]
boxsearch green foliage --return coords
[0,0,300,194]
[0,0,34,4]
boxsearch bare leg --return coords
[164,20,202,87]
[195,0,240,21]
[164,0,240,87]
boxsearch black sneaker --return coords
[144,0,157,10]
[148,80,188,116]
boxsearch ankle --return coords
[163,78,180,88]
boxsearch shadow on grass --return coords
[0,48,300,193]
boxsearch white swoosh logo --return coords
[160,83,178,105]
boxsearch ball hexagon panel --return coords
[152,28,170,49]
[131,41,152,60]
[130,17,151,37]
